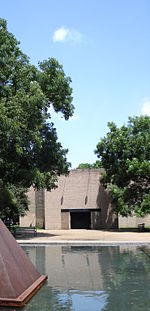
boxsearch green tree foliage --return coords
[95,116,150,217]
[0,185,29,223]
[92,160,103,168]
[77,160,102,169]
[77,163,93,169]
[0,18,74,219]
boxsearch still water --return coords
[1,245,150,310]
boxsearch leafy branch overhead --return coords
[0,18,74,220]
[0,18,74,190]
[95,116,150,217]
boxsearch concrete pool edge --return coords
[16,229,150,245]
[18,240,150,246]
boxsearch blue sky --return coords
[1,0,150,168]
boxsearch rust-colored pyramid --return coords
[0,219,47,307]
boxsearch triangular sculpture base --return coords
[0,219,47,307]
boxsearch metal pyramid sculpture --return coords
[0,218,47,307]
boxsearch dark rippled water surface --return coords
[1,245,150,310]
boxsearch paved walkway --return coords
[17,229,150,244]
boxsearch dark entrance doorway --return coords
[71,211,91,229]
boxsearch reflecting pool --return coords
[1,245,150,310]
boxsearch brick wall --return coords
[20,187,36,227]
[44,169,117,229]
[21,169,118,229]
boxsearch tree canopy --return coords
[0,185,29,223]
[77,160,102,169]
[95,116,150,217]
[0,18,74,220]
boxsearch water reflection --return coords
[1,245,150,310]
[100,246,150,311]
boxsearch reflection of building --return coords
[21,169,118,230]
[45,246,104,290]
[24,245,108,310]
[24,245,104,291]
[24,245,150,310]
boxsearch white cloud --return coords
[141,98,150,116]
[53,26,83,43]
[53,27,69,42]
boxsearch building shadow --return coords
[96,184,118,230]
[16,231,58,240]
